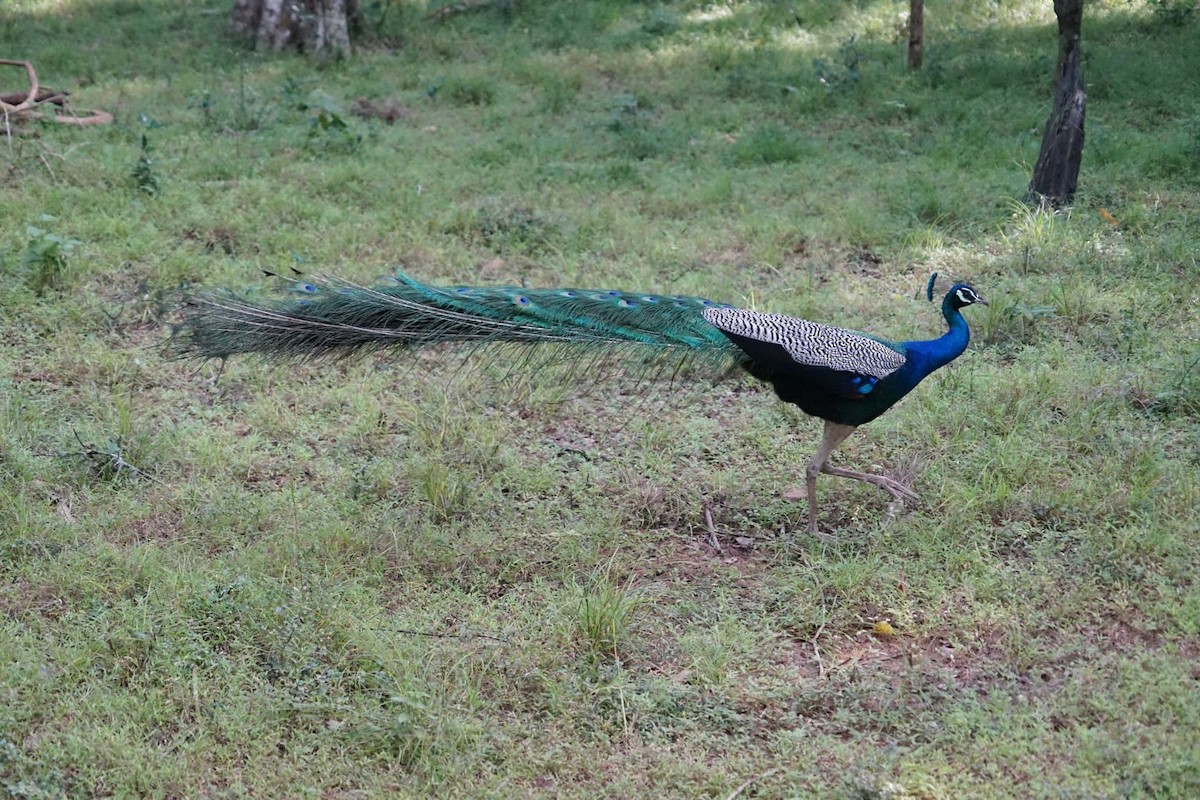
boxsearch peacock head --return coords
[946,283,987,310]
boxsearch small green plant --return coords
[576,565,640,662]
[280,74,311,108]
[447,200,564,254]
[187,89,218,128]
[1115,305,1152,359]
[186,71,275,132]
[233,59,269,131]
[301,91,362,153]
[441,75,496,106]
[977,294,1056,347]
[131,134,160,195]
[729,123,813,165]
[1003,198,1066,273]
[537,73,580,114]
[61,430,156,484]
[417,462,472,523]
[19,215,80,295]
[0,736,67,799]
[606,93,665,160]
[1154,344,1200,416]
[606,92,648,132]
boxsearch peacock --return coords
[169,271,987,533]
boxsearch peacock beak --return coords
[976,296,989,306]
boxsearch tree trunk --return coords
[230,0,362,56]
[907,0,924,71]
[1029,0,1085,206]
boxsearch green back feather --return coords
[168,272,745,373]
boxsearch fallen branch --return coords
[0,58,38,110]
[1,58,113,126]
[1,89,68,107]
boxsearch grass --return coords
[2,0,1199,797]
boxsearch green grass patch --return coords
[2,0,1200,797]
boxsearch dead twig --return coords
[387,626,512,644]
[704,502,722,553]
[724,767,780,800]
[811,622,827,678]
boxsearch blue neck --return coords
[904,296,970,376]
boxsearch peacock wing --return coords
[701,307,906,399]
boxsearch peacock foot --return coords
[865,474,918,502]
[820,464,919,504]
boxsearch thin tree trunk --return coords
[907,0,924,71]
[230,0,362,56]
[1030,0,1086,206]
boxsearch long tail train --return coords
[167,272,745,369]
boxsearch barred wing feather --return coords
[701,307,907,398]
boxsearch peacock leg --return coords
[804,421,858,534]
